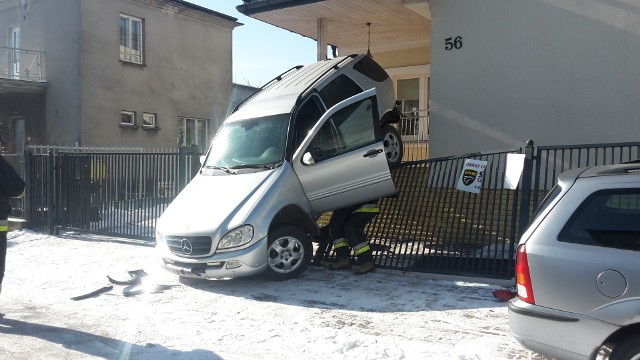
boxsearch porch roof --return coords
[236,0,430,54]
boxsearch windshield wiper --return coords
[230,162,283,170]
[204,165,235,175]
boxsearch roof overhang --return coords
[237,0,430,54]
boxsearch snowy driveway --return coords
[0,230,543,359]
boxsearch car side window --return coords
[306,97,377,162]
[319,74,363,110]
[293,96,325,151]
[558,189,640,251]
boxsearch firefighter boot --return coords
[354,249,375,275]
[327,257,351,270]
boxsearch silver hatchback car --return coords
[509,163,640,360]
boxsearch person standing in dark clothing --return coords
[0,192,9,295]
[0,154,25,295]
[325,200,379,275]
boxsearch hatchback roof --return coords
[557,162,640,184]
[580,162,640,177]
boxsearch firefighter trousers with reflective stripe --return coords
[329,206,377,261]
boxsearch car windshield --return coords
[204,114,289,170]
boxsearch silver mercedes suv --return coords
[509,163,640,360]
[155,54,400,281]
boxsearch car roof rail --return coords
[622,159,640,164]
[590,163,640,176]
[232,65,304,113]
[292,54,359,109]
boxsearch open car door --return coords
[292,88,397,214]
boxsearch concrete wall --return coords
[429,0,640,157]
[0,0,82,145]
[80,0,237,148]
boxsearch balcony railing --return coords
[399,109,429,161]
[0,46,45,82]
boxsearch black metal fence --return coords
[21,140,640,279]
[26,146,202,239]
[364,148,523,279]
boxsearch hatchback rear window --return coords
[531,185,562,223]
[559,189,640,251]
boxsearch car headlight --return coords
[218,225,253,249]
[156,230,165,244]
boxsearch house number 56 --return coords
[445,36,462,50]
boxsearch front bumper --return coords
[156,237,269,279]
[508,298,619,360]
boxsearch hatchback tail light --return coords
[515,244,535,304]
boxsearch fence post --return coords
[47,150,55,235]
[178,146,187,191]
[189,144,202,180]
[518,140,535,239]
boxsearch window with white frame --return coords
[143,113,157,128]
[121,110,136,126]
[177,117,209,151]
[119,14,143,64]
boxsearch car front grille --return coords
[166,236,212,256]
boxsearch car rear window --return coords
[353,56,389,82]
[531,185,562,223]
[559,189,640,251]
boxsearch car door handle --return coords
[363,149,383,158]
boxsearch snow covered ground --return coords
[0,230,546,360]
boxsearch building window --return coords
[120,14,143,64]
[177,117,209,151]
[121,110,136,127]
[143,113,157,129]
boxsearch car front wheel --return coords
[382,124,403,166]
[610,334,640,360]
[264,225,312,281]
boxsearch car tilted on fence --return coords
[155,54,399,281]
[509,163,640,360]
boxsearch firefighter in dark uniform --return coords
[0,191,9,295]
[326,200,379,275]
[0,154,25,296]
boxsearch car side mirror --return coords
[302,152,316,165]
[199,155,205,165]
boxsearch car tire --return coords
[609,334,640,360]
[382,124,403,166]
[264,225,312,281]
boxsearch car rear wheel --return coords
[264,225,312,281]
[610,334,640,360]
[382,124,403,166]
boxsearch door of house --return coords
[9,27,20,79]
[388,65,430,160]
[12,117,25,154]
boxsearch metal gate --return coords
[26,146,201,239]
[363,147,523,279]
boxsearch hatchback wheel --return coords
[264,225,312,280]
[382,124,403,166]
[610,334,640,360]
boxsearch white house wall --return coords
[429,0,640,157]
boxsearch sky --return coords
[187,1,317,87]
[0,229,545,360]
